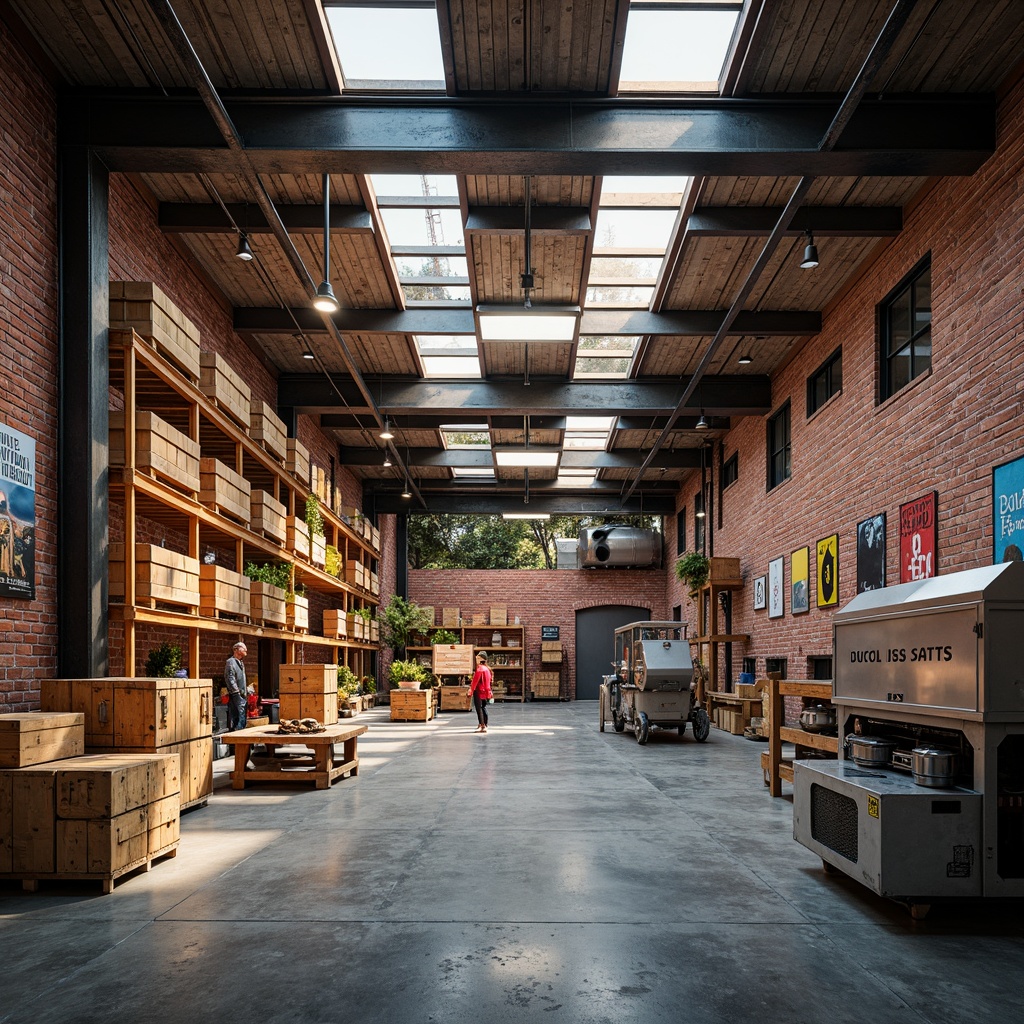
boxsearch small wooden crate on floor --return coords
[531,671,561,700]
[199,564,250,619]
[278,663,338,725]
[250,401,288,461]
[439,685,472,711]
[250,490,287,544]
[250,581,287,626]
[109,543,200,611]
[199,458,250,525]
[198,350,250,427]
[110,281,201,381]
[109,410,201,495]
[0,712,85,768]
[390,689,436,722]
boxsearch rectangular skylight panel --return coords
[589,256,662,280]
[603,175,691,195]
[566,416,615,430]
[326,5,445,88]
[586,285,655,307]
[452,467,495,477]
[578,335,640,353]
[594,209,677,251]
[442,430,489,447]
[403,285,472,304]
[397,256,469,278]
[379,207,465,247]
[417,335,477,354]
[370,173,458,199]
[574,357,631,377]
[421,355,480,377]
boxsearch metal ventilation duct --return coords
[577,525,662,568]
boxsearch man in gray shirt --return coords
[225,641,248,731]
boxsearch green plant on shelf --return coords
[145,641,182,678]
[304,493,325,537]
[388,658,431,690]
[429,628,460,645]
[244,560,291,590]
[379,594,434,656]
[674,551,710,596]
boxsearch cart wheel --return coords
[612,712,625,733]
[691,707,710,742]
[635,711,650,745]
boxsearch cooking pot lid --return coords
[846,734,894,748]
[912,745,954,757]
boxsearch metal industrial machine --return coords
[577,525,662,568]
[793,562,1024,915]
[604,621,710,744]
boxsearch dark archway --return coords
[575,604,650,700]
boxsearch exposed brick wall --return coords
[410,568,666,697]
[0,16,59,709]
[671,71,1024,689]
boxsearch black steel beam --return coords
[280,376,772,416]
[687,206,902,237]
[62,94,995,177]
[340,448,700,468]
[369,490,677,515]
[235,306,820,338]
[158,202,371,234]
[465,207,591,234]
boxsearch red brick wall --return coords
[409,568,666,697]
[0,17,59,709]
[672,71,1024,688]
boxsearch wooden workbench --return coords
[222,722,367,790]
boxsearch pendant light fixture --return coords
[312,173,340,313]
[695,413,709,431]
[379,416,394,441]
[235,233,253,261]
[737,353,753,365]
[382,451,392,468]
[800,229,819,270]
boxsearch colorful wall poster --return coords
[768,556,784,618]
[816,533,839,607]
[0,423,36,600]
[994,454,1024,563]
[791,546,809,614]
[899,491,937,583]
[856,513,886,592]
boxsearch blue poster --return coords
[0,423,36,599]
[994,453,1024,564]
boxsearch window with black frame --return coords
[880,256,931,400]
[676,507,686,554]
[807,347,842,415]
[767,402,791,490]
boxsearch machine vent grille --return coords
[810,783,859,862]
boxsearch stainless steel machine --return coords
[793,562,1024,914]
[605,621,710,744]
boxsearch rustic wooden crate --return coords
[310,532,327,569]
[345,559,367,589]
[55,758,152,819]
[250,400,288,461]
[109,410,201,494]
[199,564,250,619]
[442,607,460,628]
[109,543,200,609]
[489,606,507,626]
[57,806,149,875]
[439,685,473,711]
[285,437,310,482]
[287,594,309,632]
[110,281,201,380]
[370,524,380,552]
[541,651,563,663]
[279,664,337,694]
[198,350,250,427]
[709,557,742,583]
[2,767,57,873]
[346,612,364,640]
[199,457,250,525]
[287,517,310,560]
[250,490,287,543]
[249,580,287,626]
[322,609,348,639]
[0,712,85,768]
[148,793,181,856]
[433,644,474,675]
[389,689,436,722]
[0,771,11,872]
[369,571,380,596]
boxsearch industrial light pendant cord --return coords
[521,175,534,308]
[313,174,339,312]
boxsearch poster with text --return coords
[856,513,886,592]
[0,423,36,600]
[899,491,937,583]
[768,556,784,618]
[791,547,809,614]
[816,533,839,607]
[994,454,1024,563]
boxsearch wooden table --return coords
[221,722,367,790]
[764,679,837,796]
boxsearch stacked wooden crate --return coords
[286,438,309,483]
[109,410,201,495]
[199,458,251,525]
[199,564,250,619]
[110,281,201,381]
[288,516,310,560]
[0,712,84,769]
[531,671,561,699]
[250,490,287,544]
[322,609,348,639]
[40,677,214,810]
[249,581,287,626]
[287,594,309,632]
[198,351,250,428]
[346,559,367,590]
[390,689,436,722]
[109,543,200,612]
[278,664,338,725]
[250,400,288,461]
[346,610,365,641]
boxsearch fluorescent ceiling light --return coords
[493,447,561,468]
[477,306,580,343]
[503,513,551,520]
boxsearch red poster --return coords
[899,491,937,583]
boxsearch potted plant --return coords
[145,641,183,678]
[305,494,327,568]
[379,595,434,656]
[675,551,711,596]
[430,627,460,646]
[337,664,360,714]
[244,561,290,626]
[388,658,431,691]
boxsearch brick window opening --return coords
[767,402,791,491]
[880,256,931,400]
[807,347,842,415]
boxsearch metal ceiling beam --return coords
[688,206,903,237]
[235,306,820,338]
[63,94,994,177]
[321,412,723,432]
[371,492,677,515]
[340,448,701,469]
[278,376,772,416]
[465,207,591,234]
[158,203,371,233]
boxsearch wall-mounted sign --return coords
[791,546,809,614]
[816,534,839,608]
[0,423,36,600]
[993,454,1024,564]
[899,491,937,583]
[540,625,560,640]
[768,557,784,618]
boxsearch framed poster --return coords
[899,491,937,583]
[856,513,886,592]
[791,547,809,614]
[0,423,36,600]
[540,625,560,640]
[753,574,767,610]
[816,533,839,607]
[768,557,784,618]
[993,454,1024,563]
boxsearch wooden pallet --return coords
[2,843,179,894]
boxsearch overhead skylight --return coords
[417,335,480,378]
[324,3,446,90]
[618,2,742,93]
[573,336,639,379]
[452,467,495,477]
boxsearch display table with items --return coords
[222,721,367,790]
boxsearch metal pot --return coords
[799,705,837,733]
[911,746,959,788]
[847,734,896,766]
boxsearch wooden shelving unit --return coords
[107,328,379,681]
[692,568,748,705]
[762,679,838,796]
[407,625,526,701]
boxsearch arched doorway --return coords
[575,604,650,700]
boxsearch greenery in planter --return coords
[387,658,431,689]
[430,628,460,645]
[362,675,377,694]
[675,551,711,595]
[324,544,341,577]
[379,594,434,656]
[244,560,292,591]
[304,493,325,537]
[145,641,183,678]
[337,664,359,702]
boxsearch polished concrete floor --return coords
[2,702,1023,1024]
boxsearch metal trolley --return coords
[600,621,711,745]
